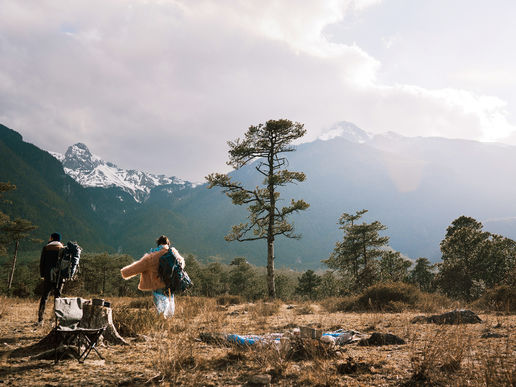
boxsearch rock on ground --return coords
[411,309,482,325]
[358,332,406,346]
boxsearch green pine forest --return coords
[0,123,515,308]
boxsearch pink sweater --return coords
[120,246,185,291]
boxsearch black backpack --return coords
[53,241,81,283]
[157,248,193,293]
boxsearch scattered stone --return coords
[358,332,406,346]
[320,335,336,345]
[286,305,295,309]
[481,332,507,339]
[411,309,482,325]
[248,374,271,385]
[337,357,374,374]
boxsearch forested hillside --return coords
[0,124,111,255]
[3,123,516,270]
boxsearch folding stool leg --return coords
[77,328,106,363]
[54,331,81,363]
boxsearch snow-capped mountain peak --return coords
[319,121,372,143]
[62,142,104,170]
[52,143,192,202]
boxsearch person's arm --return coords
[121,248,169,279]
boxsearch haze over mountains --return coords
[1,122,515,268]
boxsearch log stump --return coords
[37,299,128,349]
[80,303,128,345]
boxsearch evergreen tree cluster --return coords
[323,210,515,301]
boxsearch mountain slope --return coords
[0,124,111,254]
[4,122,516,269]
[52,143,193,202]
[119,125,516,267]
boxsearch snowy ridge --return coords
[319,121,373,143]
[52,143,192,202]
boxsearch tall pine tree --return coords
[207,119,309,298]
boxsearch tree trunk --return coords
[267,144,276,299]
[267,236,275,299]
[7,240,19,290]
[80,303,128,345]
[36,300,128,349]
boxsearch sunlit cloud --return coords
[0,0,514,180]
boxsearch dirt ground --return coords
[0,297,514,386]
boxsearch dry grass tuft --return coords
[0,296,10,319]
[406,327,471,385]
[216,294,244,305]
[154,330,202,385]
[417,292,454,313]
[112,306,163,337]
[320,288,455,314]
[127,297,154,309]
[247,301,281,327]
[176,296,217,321]
[472,285,516,313]
[295,303,315,315]
[474,338,515,386]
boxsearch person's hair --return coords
[50,232,61,242]
[156,235,170,246]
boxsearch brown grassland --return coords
[0,295,514,386]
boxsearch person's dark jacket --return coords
[40,241,64,280]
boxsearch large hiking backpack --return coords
[51,241,82,283]
[157,248,193,293]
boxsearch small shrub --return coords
[112,306,161,337]
[356,282,420,311]
[417,292,453,313]
[216,294,244,305]
[319,296,358,313]
[11,284,31,298]
[472,285,515,313]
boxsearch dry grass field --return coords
[0,295,514,386]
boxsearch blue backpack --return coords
[157,248,193,293]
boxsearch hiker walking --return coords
[120,235,185,317]
[37,232,64,324]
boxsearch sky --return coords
[1,0,515,181]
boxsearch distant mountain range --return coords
[2,122,516,268]
[50,143,194,202]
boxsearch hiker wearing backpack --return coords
[37,232,64,324]
[120,235,185,317]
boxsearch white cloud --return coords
[0,0,514,180]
